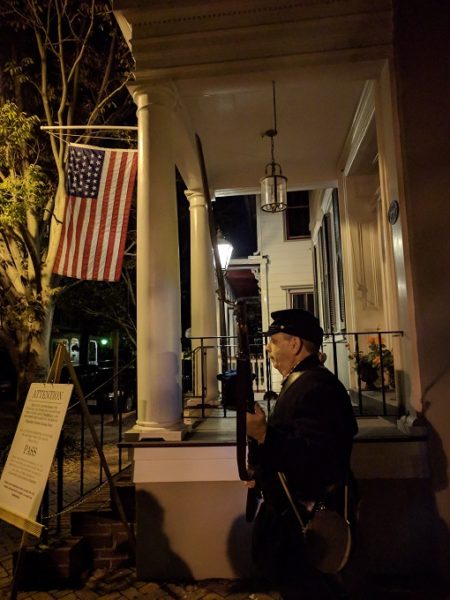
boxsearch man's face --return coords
[265,333,298,375]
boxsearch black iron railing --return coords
[29,329,403,535]
[183,330,404,419]
[38,359,136,537]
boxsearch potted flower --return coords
[347,337,394,390]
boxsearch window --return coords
[332,190,346,327]
[284,191,310,239]
[323,213,337,331]
[69,337,80,366]
[88,340,98,365]
[283,286,315,313]
[314,190,346,333]
[292,291,315,312]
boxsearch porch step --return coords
[70,507,134,570]
[110,473,136,523]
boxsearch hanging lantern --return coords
[260,82,287,213]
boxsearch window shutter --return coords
[323,213,337,332]
[332,190,346,327]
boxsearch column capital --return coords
[185,188,206,207]
[130,80,179,112]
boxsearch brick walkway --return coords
[0,517,280,599]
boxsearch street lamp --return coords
[217,228,234,271]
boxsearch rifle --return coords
[234,299,260,522]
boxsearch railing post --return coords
[80,409,85,497]
[200,336,206,417]
[118,407,123,472]
[331,332,338,377]
[56,429,64,534]
[99,411,105,484]
[377,332,387,415]
[354,333,364,416]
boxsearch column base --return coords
[124,422,187,442]
[184,395,221,408]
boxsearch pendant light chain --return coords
[272,80,278,135]
[260,80,288,213]
[271,132,275,165]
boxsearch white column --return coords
[129,84,185,441]
[185,190,219,404]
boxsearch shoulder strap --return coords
[280,370,303,395]
[278,471,350,525]
[281,363,326,396]
[278,472,307,534]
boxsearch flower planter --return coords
[359,363,379,390]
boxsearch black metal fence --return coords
[20,329,403,535]
[38,360,136,537]
[183,330,404,418]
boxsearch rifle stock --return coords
[234,300,260,522]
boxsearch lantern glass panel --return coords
[260,174,287,212]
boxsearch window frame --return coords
[282,285,315,313]
[284,191,311,240]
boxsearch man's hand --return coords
[247,402,267,444]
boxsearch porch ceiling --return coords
[114,1,388,194]
[175,67,370,193]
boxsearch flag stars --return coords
[66,146,106,197]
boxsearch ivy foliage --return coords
[0,103,51,227]
[0,0,136,403]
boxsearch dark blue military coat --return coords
[251,353,358,589]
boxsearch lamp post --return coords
[216,229,233,374]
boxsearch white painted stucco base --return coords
[131,434,444,582]
[133,445,256,580]
[135,479,256,580]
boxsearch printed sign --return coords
[0,383,73,536]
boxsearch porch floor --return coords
[183,403,423,444]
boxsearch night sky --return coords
[176,180,257,335]
[212,194,257,258]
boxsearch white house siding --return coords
[258,204,314,390]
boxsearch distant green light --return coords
[100,338,109,346]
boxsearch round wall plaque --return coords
[388,200,399,225]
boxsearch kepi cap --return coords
[266,309,323,347]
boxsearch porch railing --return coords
[183,330,404,418]
[15,330,403,536]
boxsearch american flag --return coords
[53,144,137,281]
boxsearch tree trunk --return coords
[14,300,55,411]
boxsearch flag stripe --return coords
[53,144,137,282]
[71,200,84,278]
[62,200,76,277]
[112,153,137,280]
[109,152,135,280]
[101,151,123,279]
[75,200,91,279]
[66,199,81,276]
[91,151,113,280]
[103,153,128,280]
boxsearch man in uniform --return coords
[247,309,358,599]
